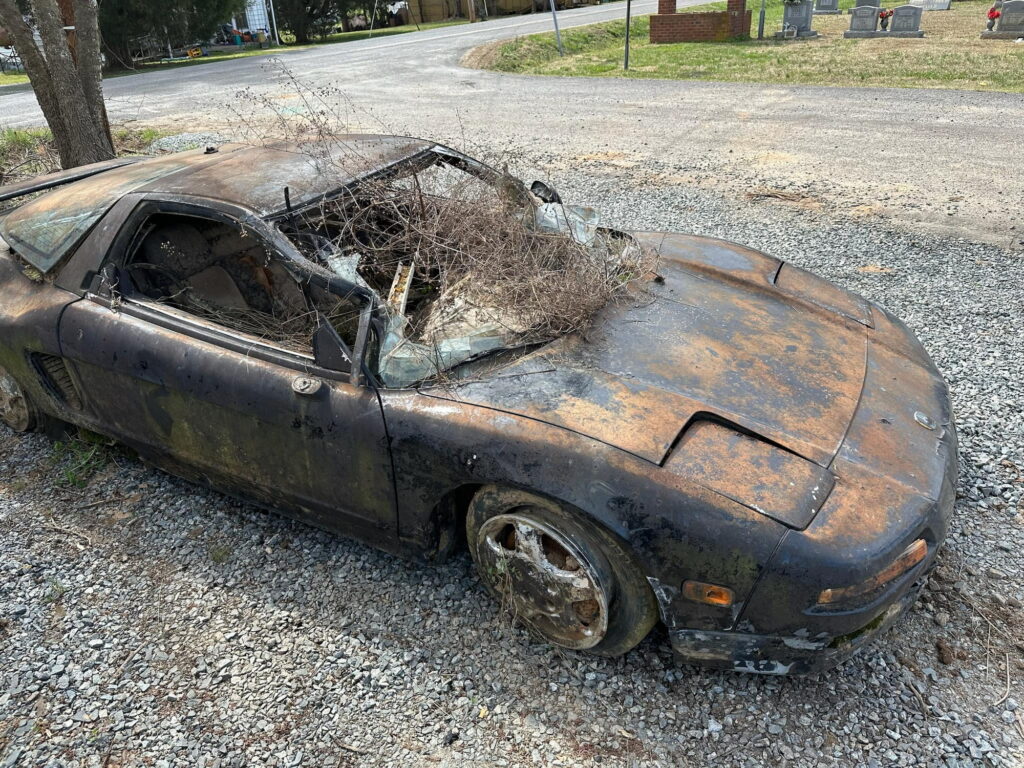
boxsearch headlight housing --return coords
[817,538,927,606]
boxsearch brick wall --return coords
[649,0,751,43]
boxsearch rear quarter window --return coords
[0,155,205,274]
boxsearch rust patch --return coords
[665,420,834,529]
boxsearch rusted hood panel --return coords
[428,233,869,466]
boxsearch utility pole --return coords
[267,0,281,44]
[548,0,563,55]
[624,0,632,69]
[757,0,767,38]
[368,0,381,36]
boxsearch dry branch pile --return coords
[283,155,652,384]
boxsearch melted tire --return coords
[466,485,658,657]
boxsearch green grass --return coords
[0,126,168,188]
[0,70,29,86]
[0,46,302,87]
[128,44,306,75]
[0,19,470,86]
[0,128,57,185]
[208,542,233,564]
[49,437,114,488]
[483,0,1024,92]
[41,578,67,605]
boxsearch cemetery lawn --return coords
[480,0,1024,92]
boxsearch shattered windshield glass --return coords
[278,149,647,387]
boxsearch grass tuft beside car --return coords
[0,136,956,674]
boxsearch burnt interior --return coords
[281,189,444,336]
[123,213,362,351]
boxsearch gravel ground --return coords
[1,162,1022,767]
[147,133,227,153]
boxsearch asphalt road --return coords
[0,2,1020,247]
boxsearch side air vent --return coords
[30,353,83,411]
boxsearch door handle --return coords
[292,376,322,396]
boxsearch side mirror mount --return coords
[312,313,355,379]
[90,263,127,300]
[530,180,562,205]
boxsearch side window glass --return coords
[120,212,360,355]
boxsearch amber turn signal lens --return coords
[818,538,928,606]
[682,580,735,607]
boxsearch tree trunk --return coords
[0,0,113,169]
[73,0,111,140]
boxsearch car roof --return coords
[0,135,432,274]
[135,135,432,215]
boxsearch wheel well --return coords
[428,483,482,562]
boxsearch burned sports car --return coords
[0,137,956,674]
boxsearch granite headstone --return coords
[845,4,881,33]
[782,0,819,35]
[889,4,925,34]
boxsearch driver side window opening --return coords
[120,212,363,355]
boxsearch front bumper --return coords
[668,561,935,675]
[665,305,958,675]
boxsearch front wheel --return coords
[0,365,37,433]
[466,485,658,656]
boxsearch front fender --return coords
[380,389,787,632]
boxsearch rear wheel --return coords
[466,485,658,656]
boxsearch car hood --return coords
[425,232,874,467]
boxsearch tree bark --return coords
[73,0,111,140]
[0,0,113,169]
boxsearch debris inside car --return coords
[122,213,363,353]
[275,148,649,386]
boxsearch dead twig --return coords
[970,601,1012,641]
[76,492,141,511]
[334,739,368,755]
[41,524,91,546]
[993,652,1012,707]
[907,680,930,721]
[745,186,805,202]
[113,642,146,681]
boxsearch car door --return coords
[57,197,397,542]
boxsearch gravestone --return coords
[908,0,950,10]
[779,0,819,36]
[889,4,925,34]
[814,0,841,15]
[983,0,1024,37]
[844,4,880,34]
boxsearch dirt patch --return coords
[459,38,507,70]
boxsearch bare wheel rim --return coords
[475,511,610,650]
[0,368,31,432]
